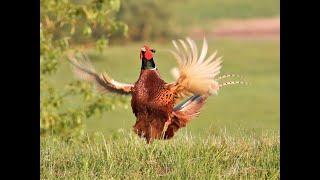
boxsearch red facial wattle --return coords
[144,50,153,60]
[143,45,153,60]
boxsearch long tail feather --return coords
[215,74,242,81]
[173,94,207,124]
[164,94,207,139]
[219,81,248,88]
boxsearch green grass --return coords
[171,0,280,27]
[53,38,279,137]
[41,131,279,179]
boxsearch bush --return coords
[40,0,129,137]
[114,0,176,42]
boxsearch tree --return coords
[40,0,128,137]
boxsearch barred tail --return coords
[215,74,242,81]
[164,95,207,139]
[219,81,248,88]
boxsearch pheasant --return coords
[68,37,246,143]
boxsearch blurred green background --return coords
[41,0,279,137]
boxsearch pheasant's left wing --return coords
[166,37,222,98]
[67,53,134,95]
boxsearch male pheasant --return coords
[68,37,246,143]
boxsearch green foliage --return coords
[41,132,279,179]
[40,0,129,137]
[114,0,175,42]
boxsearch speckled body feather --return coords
[131,69,177,143]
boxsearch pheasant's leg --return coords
[164,118,172,128]
[161,117,173,138]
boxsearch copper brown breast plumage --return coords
[68,37,247,143]
[131,69,177,142]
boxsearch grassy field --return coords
[171,0,279,27]
[53,38,279,137]
[41,131,279,179]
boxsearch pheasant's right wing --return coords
[166,37,222,98]
[67,53,134,95]
[166,37,248,99]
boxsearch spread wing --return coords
[67,53,134,95]
[166,37,222,98]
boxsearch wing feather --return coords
[167,37,222,96]
[67,53,133,95]
[186,37,198,65]
[197,38,208,64]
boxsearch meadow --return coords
[41,131,279,179]
[171,0,279,28]
[41,0,280,179]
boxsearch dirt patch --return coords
[190,17,279,40]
